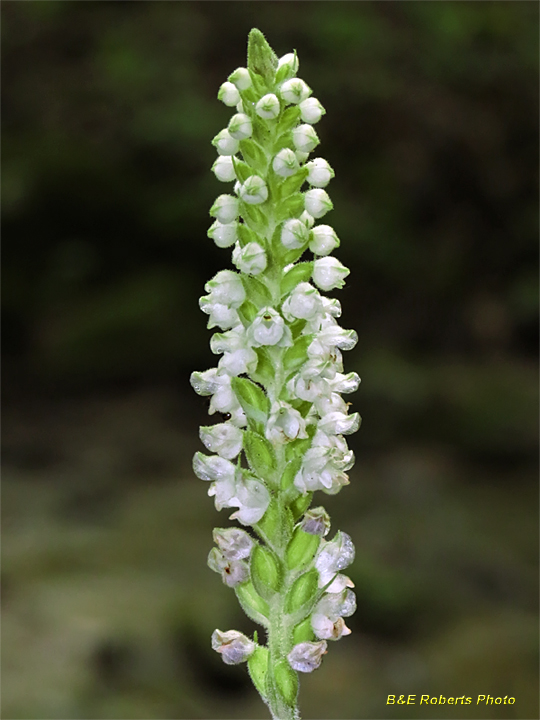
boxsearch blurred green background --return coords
[2,2,538,719]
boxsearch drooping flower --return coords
[212,629,256,664]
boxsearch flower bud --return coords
[280,78,312,104]
[292,125,320,153]
[300,507,331,537]
[210,194,240,224]
[299,97,326,124]
[281,218,310,249]
[272,148,300,178]
[247,307,287,347]
[207,220,239,249]
[256,93,281,120]
[228,67,252,90]
[287,641,327,673]
[305,189,333,219]
[300,210,315,228]
[204,269,245,307]
[190,368,218,396]
[218,81,241,107]
[277,52,299,78]
[212,156,237,183]
[213,526,254,560]
[305,158,335,188]
[239,175,268,205]
[312,256,350,291]
[309,225,339,255]
[212,629,256,664]
[212,129,240,156]
[228,113,253,140]
[282,282,323,321]
[232,241,267,275]
[200,422,244,459]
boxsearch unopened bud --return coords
[228,113,253,140]
[256,93,281,120]
[273,148,300,178]
[228,67,252,90]
[232,241,267,275]
[280,78,312,104]
[299,97,326,124]
[218,81,241,107]
[305,188,333,219]
[292,125,320,153]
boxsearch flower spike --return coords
[191,28,359,720]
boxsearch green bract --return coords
[190,28,360,720]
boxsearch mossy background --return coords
[2,2,538,719]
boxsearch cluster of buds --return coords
[191,29,359,720]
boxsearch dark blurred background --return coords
[2,2,538,719]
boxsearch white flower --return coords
[272,148,300,178]
[309,225,339,256]
[305,189,333,219]
[299,97,326,124]
[229,474,271,525]
[228,113,253,140]
[331,372,361,394]
[199,298,240,330]
[239,176,268,205]
[305,158,334,188]
[281,218,310,249]
[207,220,239,249]
[192,369,245,423]
[292,124,320,153]
[228,67,252,90]
[282,282,323,321]
[210,194,240,224]
[200,422,243,459]
[212,129,240,156]
[277,52,299,78]
[193,451,236,483]
[211,326,258,376]
[256,93,280,120]
[316,587,357,618]
[212,156,237,183]
[318,411,361,436]
[232,241,267,275]
[266,401,308,443]
[247,307,289,347]
[193,452,238,510]
[324,573,355,593]
[213,527,254,560]
[204,269,245,307]
[315,531,355,588]
[294,438,354,495]
[310,325,358,353]
[295,150,310,164]
[280,78,312,104]
[207,548,249,587]
[287,641,327,673]
[312,256,350,291]
[212,629,255,664]
[218,81,241,107]
[311,613,351,641]
[287,373,330,403]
